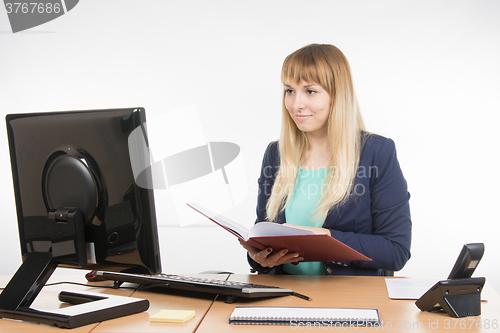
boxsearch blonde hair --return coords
[266,44,366,222]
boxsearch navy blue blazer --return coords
[249,133,412,276]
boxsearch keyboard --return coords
[90,271,301,303]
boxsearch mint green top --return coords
[283,167,328,275]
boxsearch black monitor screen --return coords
[6,107,161,275]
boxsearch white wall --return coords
[1,1,499,293]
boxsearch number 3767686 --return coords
[444,319,498,330]
[5,2,62,14]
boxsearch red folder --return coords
[187,202,371,263]
[246,234,370,262]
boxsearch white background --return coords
[1,0,499,293]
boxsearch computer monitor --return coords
[0,107,161,328]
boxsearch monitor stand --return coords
[0,252,149,328]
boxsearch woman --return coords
[240,44,411,276]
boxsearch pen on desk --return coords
[292,291,312,301]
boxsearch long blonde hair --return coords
[266,44,366,222]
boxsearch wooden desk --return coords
[2,274,499,332]
[196,275,500,332]
[92,274,226,333]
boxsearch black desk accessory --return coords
[92,270,308,304]
[415,243,485,318]
[0,252,148,328]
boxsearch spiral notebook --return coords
[229,307,380,326]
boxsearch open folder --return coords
[187,202,371,263]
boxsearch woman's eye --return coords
[307,89,317,95]
[285,89,294,94]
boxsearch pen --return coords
[292,291,312,301]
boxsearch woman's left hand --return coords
[238,239,303,267]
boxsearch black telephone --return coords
[415,243,485,318]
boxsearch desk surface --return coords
[1,273,499,332]
[197,275,500,333]
[91,274,225,333]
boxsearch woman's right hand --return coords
[239,239,303,268]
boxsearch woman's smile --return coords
[295,114,312,121]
